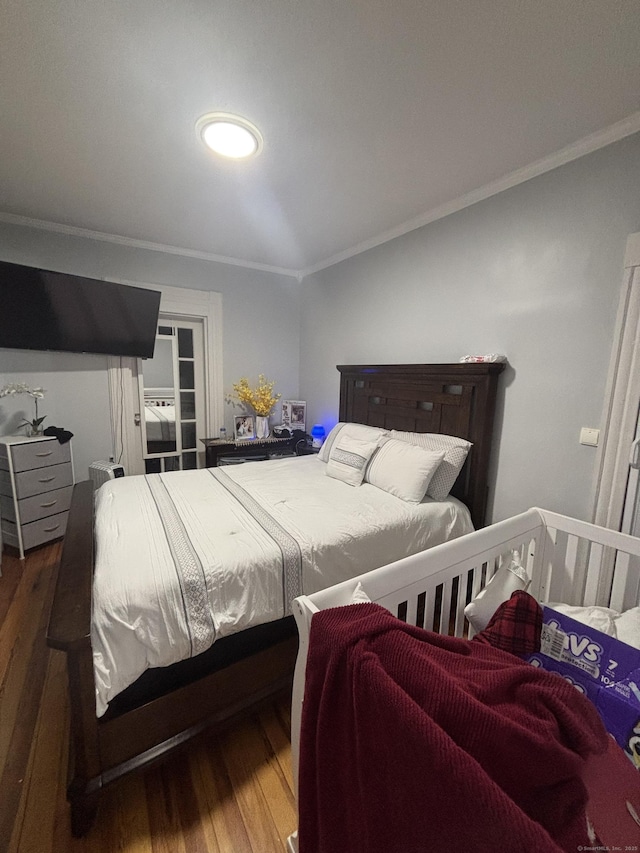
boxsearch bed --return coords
[286,507,640,852]
[92,457,474,715]
[46,361,504,835]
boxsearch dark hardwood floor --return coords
[0,543,297,853]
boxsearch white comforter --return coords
[91,456,472,715]
[144,404,176,441]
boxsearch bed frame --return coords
[336,362,505,528]
[286,507,640,852]
[46,362,504,835]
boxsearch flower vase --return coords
[255,416,270,439]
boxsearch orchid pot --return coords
[0,383,47,437]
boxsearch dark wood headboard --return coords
[337,363,505,528]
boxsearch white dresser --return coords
[0,435,74,559]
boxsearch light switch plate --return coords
[580,427,600,447]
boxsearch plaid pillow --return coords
[472,590,542,657]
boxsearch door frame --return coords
[138,315,207,470]
[106,280,223,475]
[592,232,640,529]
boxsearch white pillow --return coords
[365,438,445,503]
[614,607,640,649]
[549,603,619,638]
[390,431,472,500]
[325,433,381,486]
[464,552,530,633]
[319,422,388,462]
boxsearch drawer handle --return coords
[43,524,60,532]
[36,451,53,457]
[38,476,57,483]
[40,500,57,508]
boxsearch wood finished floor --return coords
[0,543,297,853]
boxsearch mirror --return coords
[141,335,177,455]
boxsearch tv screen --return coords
[0,262,161,358]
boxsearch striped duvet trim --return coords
[153,407,173,441]
[145,474,216,655]
[209,468,303,616]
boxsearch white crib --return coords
[286,506,640,852]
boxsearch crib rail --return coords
[533,508,640,612]
[301,508,545,638]
[300,507,640,637]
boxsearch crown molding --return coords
[300,112,640,278]
[2,113,639,282]
[0,212,300,279]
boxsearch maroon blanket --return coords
[298,603,608,853]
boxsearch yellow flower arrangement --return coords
[230,375,281,416]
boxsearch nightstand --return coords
[296,446,321,456]
[0,435,74,559]
[201,436,295,467]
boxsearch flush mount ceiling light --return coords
[196,112,263,159]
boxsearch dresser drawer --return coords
[21,511,69,550]
[11,440,71,473]
[15,462,74,500]
[0,517,19,549]
[0,469,12,498]
[1,492,17,521]
[12,485,74,525]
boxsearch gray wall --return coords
[3,134,640,521]
[0,223,301,477]
[299,133,640,523]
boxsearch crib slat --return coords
[583,542,603,606]
[423,589,437,633]
[453,573,468,637]
[440,578,454,635]
[609,551,640,612]
[469,563,484,602]
[523,537,537,581]
[547,529,568,602]
[571,537,591,607]
[488,555,500,582]
[596,545,616,607]
[563,534,579,604]
[530,525,556,603]
[404,592,419,627]
[610,551,628,612]
[624,555,640,610]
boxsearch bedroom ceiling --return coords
[0,0,639,277]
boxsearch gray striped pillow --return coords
[325,433,382,486]
[319,422,388,462]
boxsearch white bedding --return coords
[91,456,473,715]
[144,404,176,442]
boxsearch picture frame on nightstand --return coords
[282,400,306,432]
[234,414,255,440]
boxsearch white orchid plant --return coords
[0,382,47,435]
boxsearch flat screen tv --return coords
[0,261,161,358]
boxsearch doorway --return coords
[139,317,206,472]
[106,281,223,476]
